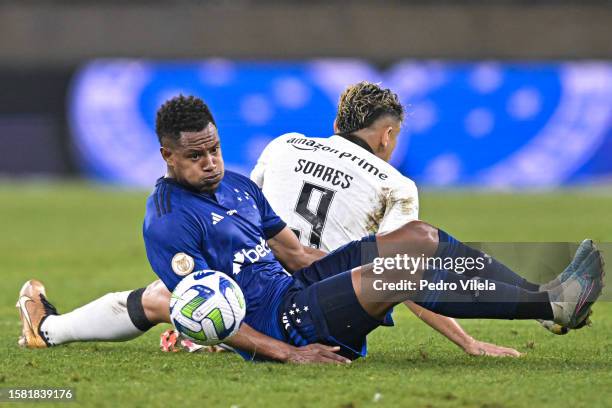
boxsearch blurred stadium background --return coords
[2,0,612,188]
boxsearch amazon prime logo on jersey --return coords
[232,236,272,274]
[287,137,388,180]
[287,137,340,154]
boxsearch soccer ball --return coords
[170,270,246,345]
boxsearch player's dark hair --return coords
[335,81,404,135]
[155,95,216,145]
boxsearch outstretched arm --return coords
[225,323,351,364]
[404,301,522,357]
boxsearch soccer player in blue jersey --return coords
[18,95,604,363]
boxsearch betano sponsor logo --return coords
[232,237,272,275]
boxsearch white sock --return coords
[40,291,145,345]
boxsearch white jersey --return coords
[250,133,419,252]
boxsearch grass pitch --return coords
[1,183,611,408]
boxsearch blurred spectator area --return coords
[1,1,612,67]
[0,0,611,178]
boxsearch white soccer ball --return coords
[170,270,246,345]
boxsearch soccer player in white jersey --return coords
[18,84,589,358]
[250,129,419,251]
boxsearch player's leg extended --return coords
[357,224,604,327]
[17,279,169,348]
[375,222,601,331]
[371,224,549,320]
[376,221,542,290]
[352,260,551,322]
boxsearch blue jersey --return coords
[143,171,293,354]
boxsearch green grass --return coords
[1,183,611,408]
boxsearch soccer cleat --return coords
[538,239,595,334]
[159,329,226,353]
[549,249,604,329]
[160,329,207,353]
[537,319,570,335]
[539,239,594,291]
[160,329,181,352]
[537,309,592,335]
[16,280,58,348]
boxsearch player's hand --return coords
[286,344,352,364]
[462,339,523,357]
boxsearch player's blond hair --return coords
[335,81,404,135]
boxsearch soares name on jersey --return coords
[294,159,353,189]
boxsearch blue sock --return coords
[416,268,552,319]
[435,229,540,291]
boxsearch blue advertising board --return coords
[69,59,612,188]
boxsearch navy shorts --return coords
[279,236,394,360]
